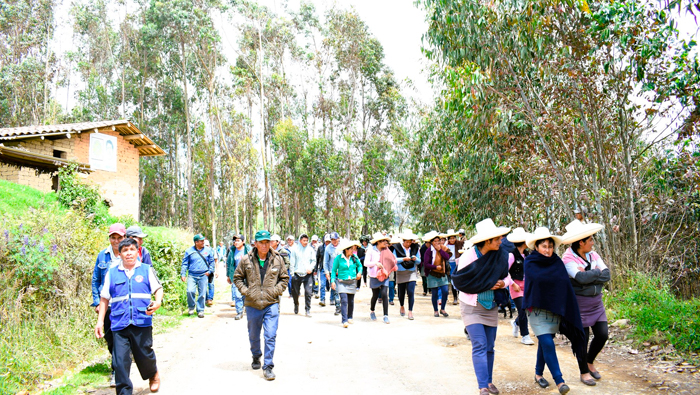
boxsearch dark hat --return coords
[194,234,205,242]
[126,225,148,238]
[232,234,245,241]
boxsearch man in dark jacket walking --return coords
[233,230,289,381]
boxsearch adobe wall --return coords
[0,132,141,220]
[73,131,141,221]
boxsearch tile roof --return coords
[0,120,164,156]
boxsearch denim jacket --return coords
[90,247,120,307]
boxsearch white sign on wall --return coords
[89,133,117,172]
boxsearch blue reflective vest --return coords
[108,264,153,331]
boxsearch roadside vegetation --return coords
[0,177,190,394]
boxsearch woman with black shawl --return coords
[524,227,586,395]
[452,219,512,395]
[506,227,535,345]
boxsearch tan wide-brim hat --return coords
[561,220,604,245]
[525,227,563,250]
[370,232,391,245]
[507,227,533,243]
[422,231,440,243]
[469,218,511,245]
[443,228,460,238]
[390,236,402,244]
[338,239,361,252]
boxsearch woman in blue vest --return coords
[95,238,163,395]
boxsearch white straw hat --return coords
[561,220,604,245]
[337,239,361,252]
[399,233,419,241]
[469,219,511,245]
[457,240,474,254]
[443,228,459,238]
[507,227,533,243]
[390,236,402,244]
[370,232,391,244]
[525,227,563,250]
[422,231,440,243]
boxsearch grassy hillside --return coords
[0,180,191,394]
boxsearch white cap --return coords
[271,234,282,242]
[311,235,319,241]
[324,234,331,242]
[286,235,295,241]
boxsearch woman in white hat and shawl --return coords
[452,219,512,395]
[421,231,453,317]
[392,233,422,320]
[523,227,588,394]
[365,233,397,324]
[330,240,363,328]
[506,228,535,345]
[561,220,609,383]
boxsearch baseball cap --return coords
[232,234,245,241]
[286,235,295,241]
[324,234,331,242]
[126,225,148,238]
[311,235,319,241]
[271,234,281,242]
[108,223,126,236]
[458,228,465,235]
[193,234,205,242]
[330,232,340,240]
[204,240,211,247]
[255,230,272,241]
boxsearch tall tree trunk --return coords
[180,39,194,231]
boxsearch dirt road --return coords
[94,275,696,395]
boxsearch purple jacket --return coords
[422,247,451,277]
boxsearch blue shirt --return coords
[181,245,215,277]
[324,243,339,273]
[91,246,121,307]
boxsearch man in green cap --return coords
[181,234,215,318]
[233,230,289,381]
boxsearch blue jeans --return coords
[320,272,338,304]
[339,293,355,323]
[432,284,449,311]
[231,283,244,314]
[466,323,498,389]
[319,270,326,301]
[536,333,564,385]
[207,282,214,301]
[187,274,208,312]
[389,280,396,302]
[246,303,279,370]
[287,269,292,296]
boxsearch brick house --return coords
[0,120,164,220]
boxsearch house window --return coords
[53,150,66,159]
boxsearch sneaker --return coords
[109,371,116,387]
[334,307,340,316]
[389,301,394,305]
[512,320,519,338]
[383,315,390,324]
[235,314,243,320]
[188,309,195,315]
[205,300,213,307]
[370,311,377,321]
[198,312,205,318]
[230,302,235,307]
[251,356,262,370]
[521,335,535,345]
[343,322,349,328]
[294,305,299,314]
[263,368,275,381]
[347,319,354,324]
[319,301,326,307]
[305,311,312,318]
[314,294,320,299]
[330,300,335,306]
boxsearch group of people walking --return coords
[451,218,610,395]
[92,215,611,394]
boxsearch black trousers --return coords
[370,286,389,316]
[113,325,158,395]
[104,307,115,370]
[585,321,609,364]
[291,273,313,312]
[512,297,529,336]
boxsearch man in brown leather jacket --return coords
[233,230,289,381]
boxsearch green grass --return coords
[143,226,194,247]
[605,274,700,361]
[0,179,65,216]
[42,361,111,395]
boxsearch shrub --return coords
[143,228,191,308]
[606,274,700,358]
[56,165,112,226]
